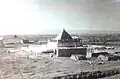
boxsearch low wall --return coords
[56,48,86,57]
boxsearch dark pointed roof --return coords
[54,29,73,40]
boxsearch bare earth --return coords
[0,47,119,79]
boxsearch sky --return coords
[0,0,120,35]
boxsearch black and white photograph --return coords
[0,0,120,79]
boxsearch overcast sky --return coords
[0,0,120,35]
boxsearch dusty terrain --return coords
[101,74,120,79]
[0,46,120,79]
[1,35,120,79]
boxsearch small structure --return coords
[20,39,29,44]
[21,39,35,44]
[47,29,86,57]
[86,45,110,59]
[3,38,21,47]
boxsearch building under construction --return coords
[47,29,87,57]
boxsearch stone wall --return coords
[56,48,87,57]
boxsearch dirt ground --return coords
[100,74,120,79]
[1,46,120,79]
